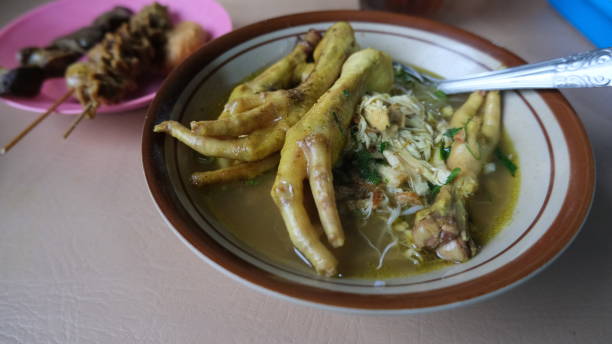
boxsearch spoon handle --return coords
[437,47,612,94]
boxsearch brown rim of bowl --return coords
[142,10,595,311]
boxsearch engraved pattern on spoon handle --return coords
[437,48,612,94]
[552,48,612,87]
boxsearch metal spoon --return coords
[393,47,612,94]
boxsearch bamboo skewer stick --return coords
[0,90,74,155]
[62,103,94,139]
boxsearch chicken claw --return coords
[155,22,357,163]
[271,48,394,276]
[191,154,280,186]
[413,91,501,262]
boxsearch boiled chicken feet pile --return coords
[154,22,357,185]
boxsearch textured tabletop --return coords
[1,0,611,343]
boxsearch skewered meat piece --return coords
[17,48,81,78]
[51,6,133,53]
[18,6,133,65]
[66,2,171,113]
[18,6,133,73]
[0,67,45,97]
[2,3,194,154]
[0,6,133,97]
[92,6,135,31]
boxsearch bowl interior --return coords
[143,12,594,311]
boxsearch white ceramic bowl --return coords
[142,11,594,313]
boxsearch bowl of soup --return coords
[142,11,594,313]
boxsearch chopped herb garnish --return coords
[440,145,451,161]
[355,150,372,166]
[379,141,390,153]
[244,178,260,186]
[462,118,481,160]
[444,127,462,139]
[355,150,382,184]
[394,67,416,88]
[427,181,440,195]
[430,167,461,196]
[342,89,350,97]
[430,184,441,195]
[495,147,518,176]
[465,142,481,160]
[434,90,447,100]
[364,170,382,185]
[446,167,461,184]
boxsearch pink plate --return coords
[0,0,232,114]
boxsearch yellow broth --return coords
[177,65,520,280]
[181,134,519,280]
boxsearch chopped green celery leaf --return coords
[465,141,482,160]
[495,147,518,176]
[379,141,390,153]
[355,150,372,164]
[429,167,461,196]
[431,185,441,195]
[461,118,481,160]
[444,127,462,139]
[342,89,350,97]
[440,145,451,161]
[355,150,382,184]
[446,167,461,184]
[434,90,447,100]
[364,169,382,184]
[244,178,260,185]
[394,67,415,86]
[428,182,441,196]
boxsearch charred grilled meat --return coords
[0,67,45,97]
[0,6,133,97]
[51,6,133,54]
[65,3,171,114]
[18,6,133,71]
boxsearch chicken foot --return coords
[191,153,280,186]
[412,91,501,262]
[271,48,394,276]
[154,22,357,162]
[218,29,322,119]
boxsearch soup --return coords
[155,22,520,279]
[185,135,518,279]
[176,70,519,280]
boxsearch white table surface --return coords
[1,0,611,343]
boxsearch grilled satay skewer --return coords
[62,8,210,138]
[62,22,207,139]
[2,3,207,153]
[62,2,172,132]
[0,6,133,98]
[2,3,172,154]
